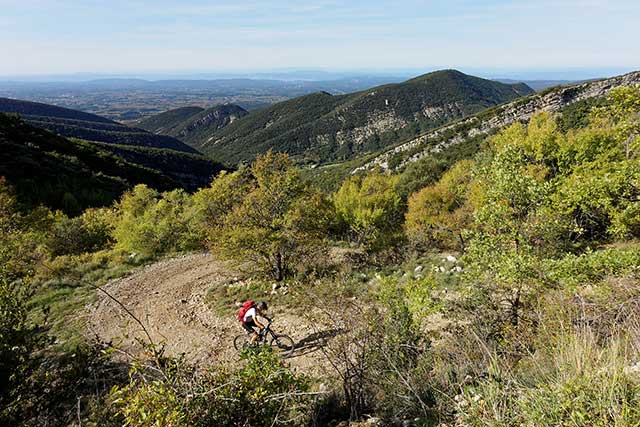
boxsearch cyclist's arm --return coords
[253,315,265,330]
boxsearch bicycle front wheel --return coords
[233,334,250,352]
[270,334,295,357]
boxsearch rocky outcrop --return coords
[354,70,640,173]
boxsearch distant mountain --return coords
[355,70,640,174]
[495,78,579,91]
[190,70,534,165]
[0,113,226,214]
[138,104,249,151]
[0,97,199,154]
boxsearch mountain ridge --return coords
[354,70,640,173]
[163,70,534,165]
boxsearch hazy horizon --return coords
[1,66,637,84]
[2,0,638,77]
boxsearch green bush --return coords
[46,208,114,257]
[112,185,199,255]
[105,348,310,427]
[334,172,404,251]
[209,152,333,280]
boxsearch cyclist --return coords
[240,301,269,344]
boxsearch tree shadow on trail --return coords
[289,328,345,358]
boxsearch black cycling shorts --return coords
[242,319,257,334]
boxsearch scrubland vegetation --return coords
[1,86,640,426]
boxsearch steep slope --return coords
[0,114,225,214]
[354,70,640,173]
[140,104,249,151]
[0,97,199,154]
[196,70,534,165]
[91,143,226,192]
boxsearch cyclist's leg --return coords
[243,320,260,344]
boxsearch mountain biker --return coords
[241,301,269,344]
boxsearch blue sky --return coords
[1,0,638,77]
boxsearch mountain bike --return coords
[233,318,295,358]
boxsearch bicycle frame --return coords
[258,319,276,342]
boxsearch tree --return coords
[0,178,48,420]
[112,185,197,255]
[404,159,475,250]
[552,90,640,241]
[209,152,332,280]
[598,85,640,160]
[187,167,254,242]
[397,157,449,199]
[333,172,403,250]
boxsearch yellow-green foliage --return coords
[45,207,115,257]
[404,160,475,250]
[209,151,333,280]
[187,167,254,241]
[405,87,640,253]
[106,348,309,427]
[112,185,198,255]
[0,178,50,420]
[333,172,403,250]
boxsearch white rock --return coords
[446,255,457,263]
[414,265,423,273]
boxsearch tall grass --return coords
[457,326,640,426]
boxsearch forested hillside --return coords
[139,104,249,151]
[0,97,199,153]
[170,70,533,165]
[0,113,224,214]
[136,106,205,134]
[3,83,639,426]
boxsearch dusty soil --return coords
[87,253,333,376]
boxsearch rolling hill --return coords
[138,104,248,151]
[0,97,199,154]
[0,113,226,214]
[180,70,534,165]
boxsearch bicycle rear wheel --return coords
[270,334,295,357]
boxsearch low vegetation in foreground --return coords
[1,86,640,426]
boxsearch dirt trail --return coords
[87,253,331,375]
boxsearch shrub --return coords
[333,172,404,251]
[112,185,198,255]
[46,208,114,257]
[106,348,310,427]
[457,330,640,427]
[404,159,475,251]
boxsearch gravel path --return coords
[87,253,331,375]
